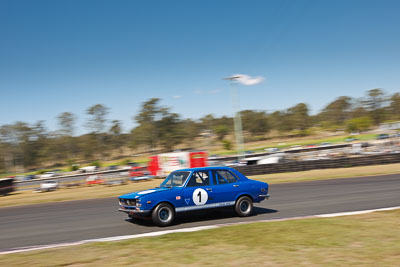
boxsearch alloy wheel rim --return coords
[240,201,249,212]
[159,208,171,222]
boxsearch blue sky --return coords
[1,0,400,134]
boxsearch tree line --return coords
[1,88,400,173]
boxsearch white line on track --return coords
[1,206,399,255]
[315,206,400,217]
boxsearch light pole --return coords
[224,76,245,160]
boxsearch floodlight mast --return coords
[224,75,245,161]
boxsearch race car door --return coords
[183,171,215,211]
[211,170,240,207]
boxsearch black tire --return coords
[152,203,175,226]
[235,196,253,217]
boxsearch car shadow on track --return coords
[125,207,278,227]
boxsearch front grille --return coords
[120,198,136,206]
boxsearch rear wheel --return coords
[235,196,253,217]
[152,203,175,226]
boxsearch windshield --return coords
[160,171,190,188]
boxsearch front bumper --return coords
[118,206,150,216]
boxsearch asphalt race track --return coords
[1,174,399,251]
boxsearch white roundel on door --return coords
[192,188,208,205]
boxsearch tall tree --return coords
[133,98,183,150]
[287,103,310,130]
[180,119,201,143]
[86,104,109,134]
[240,110,270,135]
[269,111,292,133]
[133,98,162,149]
[110,120,122,135]
[157,111,182,150]
[363,88,386,124]
[57,112,76,160]
[318,96,352,126]
[57,112,76,136]
[0,124,18,172]
[0,122,48,171]
[109,120,123,152]
[214,125,230,141]
[86,104,109,158]
[388,93,400,120]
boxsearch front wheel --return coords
[235,196,253,217]
[152,203,175,226]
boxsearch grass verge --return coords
[1,209,399,266]
[2,163,400,208]
[212,133,377,155]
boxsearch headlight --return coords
[136,203,142,207]
[261,188,266,192]
[126,199,135,206]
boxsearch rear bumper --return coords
[258,194,270,200]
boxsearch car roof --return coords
[176,166,236,172]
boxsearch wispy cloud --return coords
[193,89,203,95]
[172,95,182,99]
[231,74,265,86]
[208,89,222,94]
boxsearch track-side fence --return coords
[234,153,400,176]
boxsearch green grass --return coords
[1,209,399,266]
[250,133,377,151]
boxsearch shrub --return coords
[222,139,232,150]
[120,158,132,166]
[91,161,101,167]
[345,116,373,133]
[69,164,79,171]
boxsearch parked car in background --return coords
[79,166,98,173]
[320,142,332,146]
[40,172,57,179]
[244,153,286,165]
[14,175,25,182]
[265,147,279,153]
[289,145,303,150]
[105,179,127,186]
[40,180,59,192]
[23,174,36,181]
[377,134,390,140]
[345,137,359,142]
[108,165,118,170]
[129,166,148,178]
[86,175,105,185]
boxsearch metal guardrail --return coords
[210,143,352,161]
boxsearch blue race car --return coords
[118,166,269,226]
